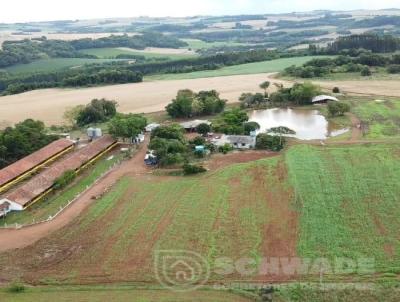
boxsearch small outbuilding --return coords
[212,135,256,150]
[312,95,339,104]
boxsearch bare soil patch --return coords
[203,150,278,171]
[0,73,277,126]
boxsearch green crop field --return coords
[351,99,400,139]
[0,286,252,302]
[146,56,328,81]
[286,144,400,273]
[0,153,123,227]
[3,58,119,74]
[79,47,196,60]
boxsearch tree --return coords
[108,113,147,140]
[267,126,296,146]
[166,89,194,118]
[239,92,266,108]
[290,82,322,105]
[0,119,58,168]
[166,90,226,118]
[243,121,260,135]
[63,105,85,127]
[259,81,270,97]
[256,133,285,151]
[76,99,117,126]
[212,108,249,135]
[196,123,211,136]
[151,124,185,141]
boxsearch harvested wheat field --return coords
[0,73,281,126]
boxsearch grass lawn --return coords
[0,152,123,227]
[350,99,400,139]
[3,58,119,74]
[145,56,328,81]
[286,144,400,273]
[79,47,196,60]
[0,286,252,302]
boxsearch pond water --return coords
[249,108,349,140]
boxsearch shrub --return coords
[183,164,207,175]
[361,66,372,76]
[196,123,211,135]
[327,102,351,117]
[332,87,340,93]
[218,143,233,154]
[6,282,25,293]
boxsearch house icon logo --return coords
[154,250,210,292]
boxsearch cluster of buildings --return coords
[0,134,117,217]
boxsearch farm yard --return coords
[0,142,399,285]
[1,7,400,302]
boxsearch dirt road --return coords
[0,137,150,252]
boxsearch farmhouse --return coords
[312,95,339,104]
[0,135,117,211]
[180,119,211,132]
[0,139,74,194]
[212,135,256,149]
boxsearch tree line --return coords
[0,32,187,68]
[284,52,400,78]
[0,49,307,95]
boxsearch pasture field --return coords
[350,99,400,138]
[3,58,119,74]
[286,144,400,272]
[146,56,326,81]
[0,152,123,227]
[79,47,195,60]
[1,143,399,285]
[0,286,253,302]
[0,156,295,283]
[182,38,247,50]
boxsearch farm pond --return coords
[249,108,349,140]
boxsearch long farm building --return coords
[0,135,117,213]
[0,139,74,194]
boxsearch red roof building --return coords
[2,136,117,208]
[0,139,74,192]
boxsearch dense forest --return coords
[327,34,400,53]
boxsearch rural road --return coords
[0,137,150,252]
